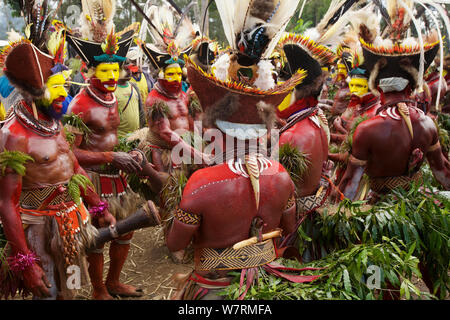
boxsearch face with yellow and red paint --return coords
[349,77,369,97]
[336,63,348,81]
[91,62,120,93]
[164,65,183,83]
[38,74,68,119]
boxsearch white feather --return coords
[212,53,231,82]
[262,0,301,58]
[401,37,418,48]
[215,0,237,49]
[253,60,276,90]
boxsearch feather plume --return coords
[143,1,196,54]
[215,0,300,60]
[80,0,116,42]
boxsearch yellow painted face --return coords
[349,77,369,97]
[45,74,67,105]
[94,62,120,91]
[337,63,347,77]
[164,65,183,83]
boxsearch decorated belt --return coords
[296,177,330,215]
[369,170,423,193]
[196,239,277,271]
[20,184,73,209]
[87,170,128,198]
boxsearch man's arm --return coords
[426,139,450,190]
[337,124,370,200]
[165,192,201,253]
[0,170,51,297]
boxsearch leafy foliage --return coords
[0,150,34,176]
[298,180,449,299]
[219,240,433,300]
[436,112,450,153]
[68,174,94,205]
[277,143,310,183]
[340,115,368,153]
[114,135,140,153]
[62,113,92,143]
[160,169,189,219]
[63,127,76,147]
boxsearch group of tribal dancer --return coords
[0,0,449,301]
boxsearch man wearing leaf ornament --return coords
[0,19,115,300]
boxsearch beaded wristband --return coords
[7,252,39,272]
[89,201,109,218]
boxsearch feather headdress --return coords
[0,4,69,98]
[131,0,199,69]
[354,0,448,106]
[215,0,301,61]
[79,0,116,43]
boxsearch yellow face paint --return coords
[349,77,369,97]
[337,63,347,77]
[45,74,67,105]
[164,66,183,83]
[94,62,120,91]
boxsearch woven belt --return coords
[369,170,423,193]
[20,185,72,209]
[196,239,276,271]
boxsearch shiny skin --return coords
[279,117,329,197]
[166,160,296,277]
[338,104,450,200]
[146,83,209,171]
[0,108,115,298]
[330,80,350,115]
[68,85,140,173]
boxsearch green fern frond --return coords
[62,113,92,143]
[0,150,34,176]
[63,127,76,147]
[68,174,94,205]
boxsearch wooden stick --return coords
[32,102,38,120]
[232,229,282,251]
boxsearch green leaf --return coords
[343,269,351,292]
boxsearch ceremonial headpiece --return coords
[354,0,446,97]
[186,0,306,139]
[278,0,363,93]
[0,2,69,98]
[132,0,200,71]
[66,0,136,68]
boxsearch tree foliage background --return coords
[0,0,335,42]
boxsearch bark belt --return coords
[196,239,276,271]
[369,170,423,193]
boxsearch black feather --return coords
[325,0,360,29]
[373,0,392,27]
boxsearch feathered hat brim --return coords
[362,40,440,89]
[66,30,135,68]
[186,55,306,127]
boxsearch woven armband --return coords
[428,141,441,153]
[284,195,296,211]
[175,208,201,225]
[349,154,367,166]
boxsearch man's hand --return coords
[112,152,142,173]
[97,209,116,228]
[22,263,52,298]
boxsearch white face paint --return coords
[378,77,410,93]
[215,120,267,140]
